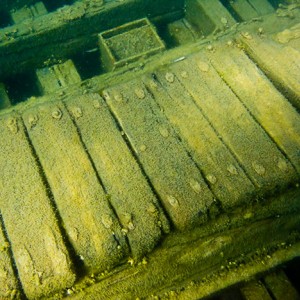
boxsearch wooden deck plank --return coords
[208,45,300,174]
[241,34,300,110]
[167,19,197,45]
[170,53,297,195]
[11,2,48,24]
[143,72,255,210]
[247,0,274,16]
[70,211,300,300]
[186,0,236,35]
[264,271,300,300]
[103,79,215,231]
[22,102,128,272]
[228,0,259,21]
[64,93,169,259]
[36,60,81,94]
[240,280,272,300]
[0,113,75,299]
[0,224,19,299]
[274,23,300,51]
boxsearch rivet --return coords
[114,93,123,103]
[134,88,145,99]
[122,212,132,224]
[93,100,101,109]
[198,61,210,72]
[28,114,39,129]
[221,17,228,26]
[242,32,252,40]
[69,227,79,242]
[102,90,111,101]
[149,79,158,90]
[167,195,179,207]
[227,164,238,175]
[159,126,169,138]
[140,144,147,152]
[207,175,217,184]
[128,222,135,231]
[6,117,19,134]
[101,214,113,229]
[121,228,128,235]
[206,45,214,51]
[190,179,202,194]
[71,107,83,119]
[277,158,288,172]
[147,204,157,214]
[165,72,175,83]
[181,71,189,78]
[52,108,63,120]
[252,162,266,175]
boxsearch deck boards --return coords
[22,102,128,272]
[0,3,299,297]
[0,224,19,299]
[64,93,169,258]
[240,280,272,300]
[36,60,81,94]
[169,53,297,195]
[241,34,300,110]
[208,45,300,174]
[185,0,236,35]
[228,0,259,20]
[103,80,215,230]
[264,271,300,300]
[0,113,75,299]
[247,0,274,16]
[143,72,255,210]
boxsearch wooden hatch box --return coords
[98,18,165,71]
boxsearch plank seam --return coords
[144,77,223,216]
[241,47,300,113]
[261,276,277,300]
[20,116,84,277]
[0,211,25,298]
[246,0,261,15]
[100,92,174,233]
[209,59,299,176]
[61,100,132,254]
[171,70,258,189]
[219,0,243,22]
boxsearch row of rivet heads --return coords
[102,69,289,186]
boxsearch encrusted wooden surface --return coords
[0,0,299,299]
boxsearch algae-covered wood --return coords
[241,33,300,110]
[0,113,75,299]
[240,281,273,300]
[22,102,128,273]
[185,0,236,35]
[264,270,300,300]
[0,224,19,299]
[143,72,255,210]
[170,53,297,195]
[103,80,215,230]
[0,1,299,299]
[208,44,300,174]
[64,93,169,258]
